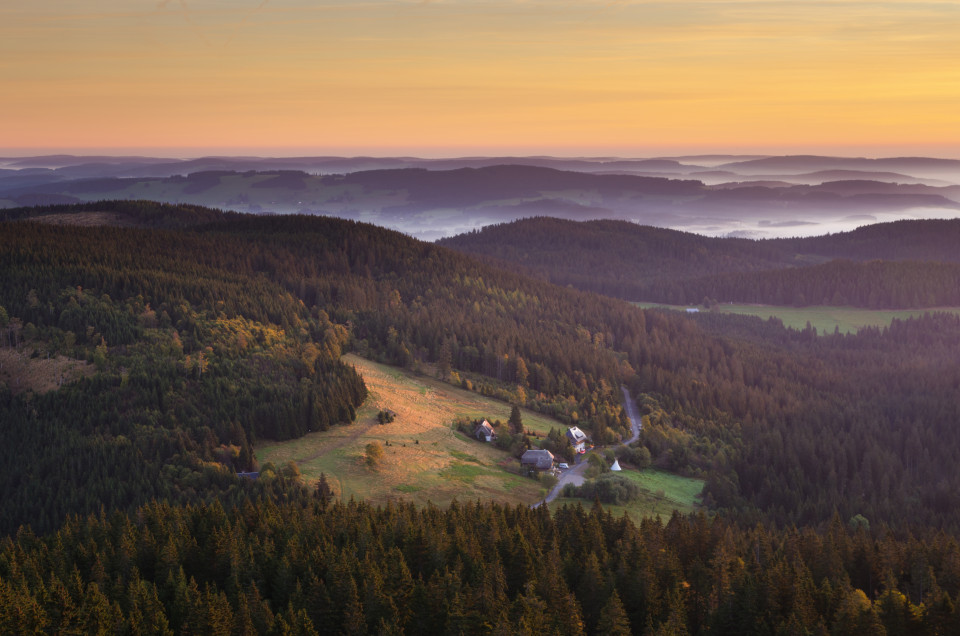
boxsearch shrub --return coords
[566,474,641,505]
[365,442,384,467]
[617,445,652,469]
[540,473,558,490]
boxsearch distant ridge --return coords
[440,216,960,307]
[2,155,958,239]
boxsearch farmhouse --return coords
[475,419,496,442]
[520,449,555,471]
[566,426,588,452]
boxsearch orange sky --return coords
[2,1,959,156]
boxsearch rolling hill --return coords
[2,159,958,240]
[4,200,960,632]
[440,216,960,307]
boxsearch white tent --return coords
[610,459,621,471]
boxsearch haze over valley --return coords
[2,153,959,240]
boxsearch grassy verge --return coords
[549,468,704,521]
[256,354,571,507]
[636,302,960,335]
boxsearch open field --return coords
[0,347,94,395]
[256,354,570,507]
[548,468,704,521]
[32,212,140,227]
[636,302,960,335]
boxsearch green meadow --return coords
[636,302,960,335]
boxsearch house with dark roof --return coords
[520,449,555,471]
[475,419,496,442]
[566,426,588,452]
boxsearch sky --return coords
[2,1,959,157]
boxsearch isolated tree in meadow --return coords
[365,442,384,468]
[509,405,523,434]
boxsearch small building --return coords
[520,449,555,471]
[475,419,496,442]
[610,459,622,471]
[566,426,589,452]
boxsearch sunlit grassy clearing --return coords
[636,302,960,335]
[256,354,569,507]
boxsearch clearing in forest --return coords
[256,354,567,507]
[636,302,960,335]
[0,347,94,395]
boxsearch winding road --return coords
[532,386,642,508]
[620,385,642,445]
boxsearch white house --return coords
[566,426,588,452]
[475,420,496,443]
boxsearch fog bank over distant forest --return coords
[1,154,958,239]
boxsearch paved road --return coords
[621,386,642,445]
[532,460,588,508]
[532,385,643,507]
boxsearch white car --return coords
[558,463,569,469]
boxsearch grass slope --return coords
[636,302,960,335]
[256,354,568,507]
[549,468,704,521]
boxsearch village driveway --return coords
[532,460,589,507]
[532,385,643,507]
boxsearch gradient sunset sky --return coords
[3,1,959,156]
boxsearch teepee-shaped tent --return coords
[610,459,621,471]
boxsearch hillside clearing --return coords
[0,347,94,395]
[256,354,570,507]
[32,212,139,227]
[636,302,960,335]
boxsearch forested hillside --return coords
[4,497,960,635]
[440,217,960,307]
[643,259,960,307]
[4,202,960,536]
[0,201,638,533]
[5,201,960,634]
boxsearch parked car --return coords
[558,462,569,469]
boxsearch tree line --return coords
[4,494,960,634]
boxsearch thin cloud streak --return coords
[1,1,958,153]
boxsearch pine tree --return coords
[597,590,632,636]
[509,405,523,435]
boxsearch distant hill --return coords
[3,163,958,240]
[440,216,960,307]
[718,154,960,178]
